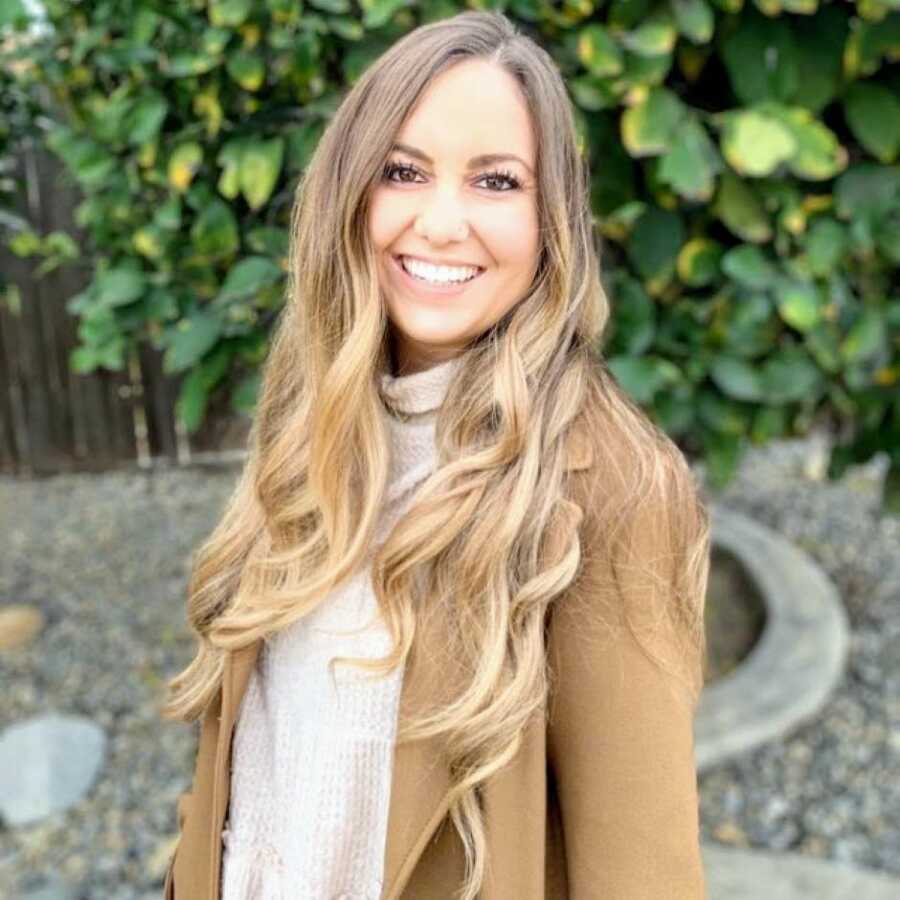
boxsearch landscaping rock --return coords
[0,604,45,651]
[0,714,106,827]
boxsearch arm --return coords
[547,454,710,899]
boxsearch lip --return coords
[390,254,486,297]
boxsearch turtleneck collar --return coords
[378,353,464,417]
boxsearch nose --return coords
[414,185,469,242]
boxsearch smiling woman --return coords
[368,58,541,375]
[162,9,710,900]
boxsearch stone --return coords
[0,604,45,651]
[18,874,77,900]
[0,714,106,827]
[703,842,900,899]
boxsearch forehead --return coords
[396,59,536,165]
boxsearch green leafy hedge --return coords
[2,0,899,507]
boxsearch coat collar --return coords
[222,431,593,899]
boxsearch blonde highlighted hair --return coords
[163,11,709,900]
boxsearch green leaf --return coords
[216,138,247,199]
[710,355,766,401]
[285,121,327,172]
[761,346,822,404]
[168,143,204,193]
[720,245,779,289]
[201,26,232,55]
[227,51,266,92]
[359,0,408,29]
[676,237,724,287]
[0,0,27,28]
[176,345,233,433]
[671,0,715,45]
[209,0,253,27]
[657,115,720,201]
[133,225,166,260]
[570,74,620,112]
[214,256,284,305]
[165,52,219,77]
[875,208,900,266]
[751,405,788,444]
[608,355,681,404]
[621,86,686,157]
[620,11,678,57]
[45,129,117,189]
[774,279,822,332]
[627,206,685,294]
[246,227,290,257]
[840,309,885,363]
[804,321,842,373]
[697,389,749,435]
[713,171,772,243]
[654,385,697,434]
[126,92,168,145]
[190,199,240,261]
[609,273,655,354]
[834,163,900,220]
[805,218,846,277]
[577,24,624,77]
[843,81,900,164]
[87,86,135,145]
[764,104,848,181]
[719,108,796,177]
[232,372,262,415]
[791,4,846,114]
[310,0,352,12]
[95,267,147,308]
[342,36,389,83]
[145,288,180,323]
[70,346,99,375]
[240,138,284,211]
[154,196,182,231]
[720,11,797,106]
[700,429,742,489]
[721,292,778,358]
[163,311,223,374]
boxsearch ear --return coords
[564,425,594,471]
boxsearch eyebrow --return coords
[390,142,534,175]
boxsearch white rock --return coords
[0,714,106,826]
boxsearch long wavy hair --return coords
[163,10,709,900]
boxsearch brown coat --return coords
[164,424,708,899]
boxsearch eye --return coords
[382,161,422,185]
[478,168,522,192]
[381,161,523,192]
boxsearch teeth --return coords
[401,256,480,284]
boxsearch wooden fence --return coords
[0,142,250,477]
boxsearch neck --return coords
[379,354,463,418]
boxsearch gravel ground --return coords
[695,432,900,874]
[0,430,897,897]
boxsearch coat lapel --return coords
[216,430,594,899]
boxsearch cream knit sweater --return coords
[220,354,463,900]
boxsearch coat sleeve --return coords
[547,454,710,900]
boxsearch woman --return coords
[162,10,710,900]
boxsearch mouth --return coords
[391,254,486,296]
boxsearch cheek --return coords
[367,190,396,250]
[481,203,539,267]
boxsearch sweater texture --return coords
[220,354,463,900]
